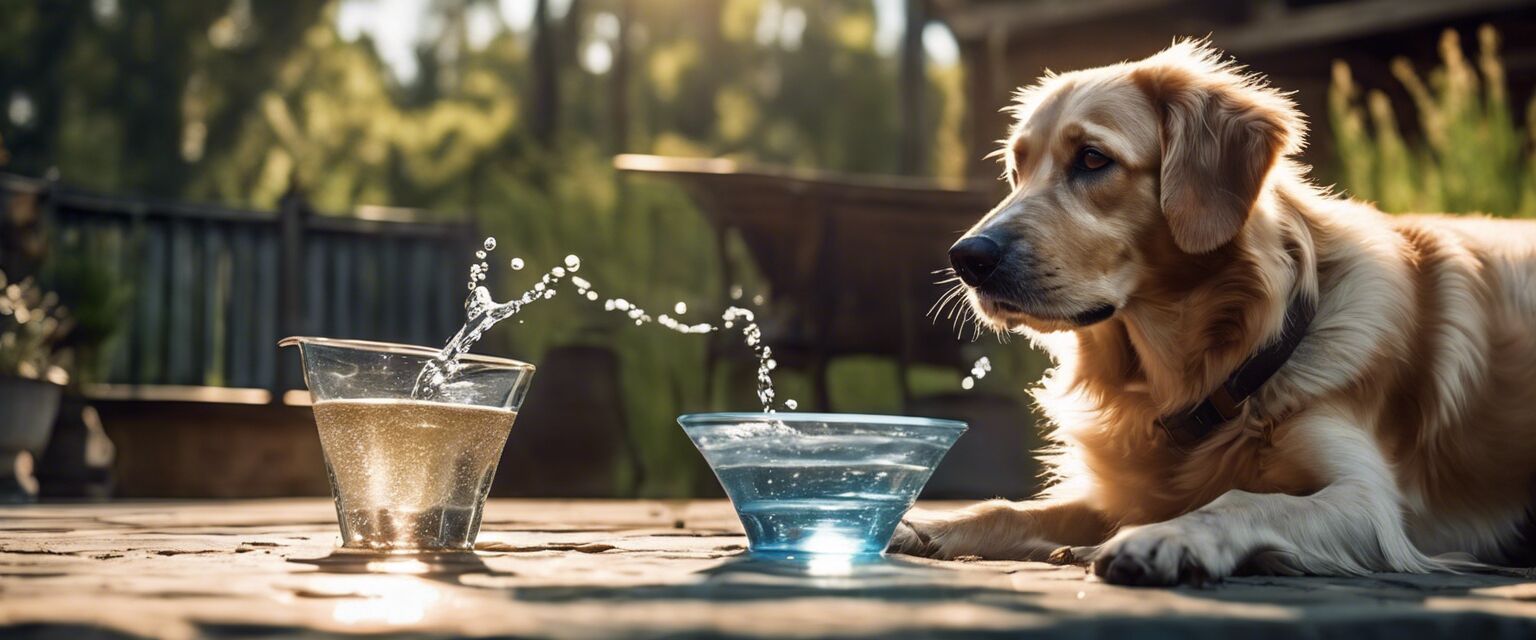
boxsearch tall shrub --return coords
[1329,25,1535,216]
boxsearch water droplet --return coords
[730,285,744,300]
[564,255,581,270]
[552,266,566,278]
[674,301,687,315]
[483,237,497,251]
[961,376,975,390]
[586,291,598,301]
[752,294,766,306]
[510,258,525,270]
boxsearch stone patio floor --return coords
[3,499,1536,638]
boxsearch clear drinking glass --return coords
[280,337,534,552]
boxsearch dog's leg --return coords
[888,498,1110,560]
[1089,411,1441,586]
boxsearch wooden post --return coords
[276,174,308,395]
[531,0,558,147]
[899,0,929,176]
[610,0,632,155]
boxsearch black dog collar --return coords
[1156,295,1316,448]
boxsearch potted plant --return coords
[0,269,72,503]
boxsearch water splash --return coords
[414,238,794,412]
[960,356,992,390]
[415,242,573,399]
[571,276,789,412]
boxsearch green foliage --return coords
[1329,25,1534,216]
[0,270,73,384]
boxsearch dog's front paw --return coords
[888,519,938,557]
[1091,521,1236,587]
[888,503,1060,561]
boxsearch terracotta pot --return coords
[0,374,63,503]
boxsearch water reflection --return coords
[289,550,505,628]
[327,576,442,626]
[698,552,948,586]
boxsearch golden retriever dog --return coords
[890,40,1536,586]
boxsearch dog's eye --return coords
[1074,148,1112,172]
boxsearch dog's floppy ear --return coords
[1134,43,1302,254]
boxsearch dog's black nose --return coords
[949,235,1004,287]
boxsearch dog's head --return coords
[950,41,1305,333]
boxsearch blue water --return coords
[713,462,933,555]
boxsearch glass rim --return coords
[278,336,536,372]
[677,411,967,432]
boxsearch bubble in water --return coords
[961,376,975,390]
[564,255,581,270]
[552,266,566,278]
[475,250,486,259]
[483,237,497,251]
[730,285,744,300]
[785,399,798,410]
[674,301,687,315]
[586,291,598,301]
[510,258,525,270]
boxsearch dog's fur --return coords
[891,41,1536,586]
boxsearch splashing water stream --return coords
[413,238,795,412]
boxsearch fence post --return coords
[276,174,309,395]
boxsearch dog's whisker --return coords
[943,290,968,322]
[949,304,974,339]
[928,286,964,321]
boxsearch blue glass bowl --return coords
[679,412,967,556]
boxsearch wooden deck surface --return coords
[4,499,1536,638]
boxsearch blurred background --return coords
[2,0,1534,502]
